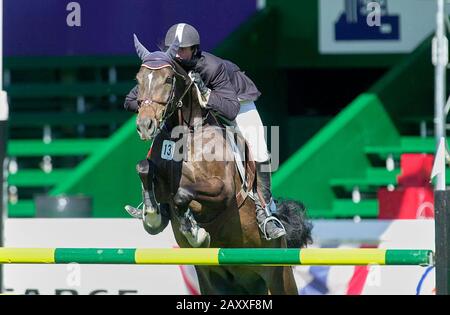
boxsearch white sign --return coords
[3,219,435,295]
[319,0,450,54]
[3,219,196,295]
[294,219,435,295]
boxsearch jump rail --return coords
[0,248,434,266]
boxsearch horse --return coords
[126,35,313,295]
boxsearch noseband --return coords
[137,65,194,138]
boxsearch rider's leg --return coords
[234,101,286,240]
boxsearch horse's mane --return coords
[172,60,189,80]
[171,61,205,114]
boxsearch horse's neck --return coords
[167,90,203,129]
[182,90,203,125]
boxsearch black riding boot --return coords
[255,160,286,240]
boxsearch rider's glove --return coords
[189,72,209,95]
[189,71,210,108]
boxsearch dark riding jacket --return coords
[123,51,261,121]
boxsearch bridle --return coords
[137,64,194,138]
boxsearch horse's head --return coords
[135,65,178,140]
[133,34,188,140]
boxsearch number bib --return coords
[161,140,176,160]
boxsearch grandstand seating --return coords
[4,56,137,217]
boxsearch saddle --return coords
[209,113,256,208]
[145,110,257,209]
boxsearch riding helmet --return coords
[165,23,200,48]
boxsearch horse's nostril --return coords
[148,119,158,134]
[136,118,156,139]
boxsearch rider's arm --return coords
[124,85,139,113]
[206,63,240,121]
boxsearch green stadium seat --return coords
[4,55,140,217]
[8,139,105,156]
[330,168,400,191]
[5,82,135,99]
[8,200,35,217]
[364,137,438,159]
[10,111,132,127]
[331,200,379,218]
[8,169,73,187]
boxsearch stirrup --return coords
[124,202,144,219]
[258,215,286,241]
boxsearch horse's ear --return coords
[134,34,151,61]
[165,36,180,59]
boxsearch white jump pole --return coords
[433,0,447,191]
[0,0,9,294]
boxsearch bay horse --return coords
[126,35,313,295]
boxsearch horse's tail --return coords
[274,199,313,248]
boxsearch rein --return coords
[138,65,194,138]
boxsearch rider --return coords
[124,23,286,240]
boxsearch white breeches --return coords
[233,101,270,162]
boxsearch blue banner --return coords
[4,0,256,56]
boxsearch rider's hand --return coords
[189,71,209,96]
[189,71,211,108]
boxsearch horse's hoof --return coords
[200,232,211,248]
[174,187,192,208]
[144,207,162,229]
[181,227,210,248]
[195,228,210,247]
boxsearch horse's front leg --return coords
[136,159,169,235]
[266,266,298,295]
[173,176,226,210]
[173,177,226,248]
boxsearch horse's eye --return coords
[165,77,173,84]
